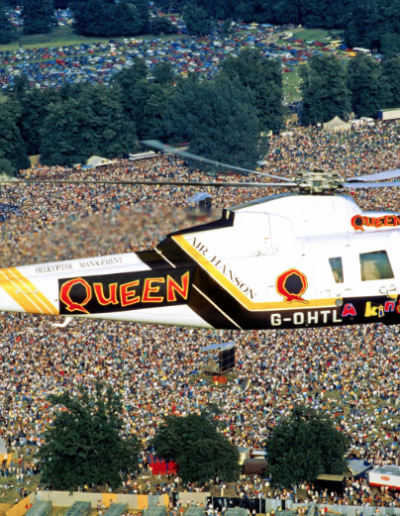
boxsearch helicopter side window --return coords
[360,251,394,281]
[329,257,344,283]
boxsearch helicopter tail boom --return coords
[0,254,212,328]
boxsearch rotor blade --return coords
[347,169,400,182]
[343,181,400,189]
[0,180,297,188]
[141,140,294,183]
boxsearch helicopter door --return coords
[321,253,353,299]
[314,237,353,299]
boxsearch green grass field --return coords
[0,473,41,506]
[0,26,182,52]
[294,27,343,42]
[283,67,302,102]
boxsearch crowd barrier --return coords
[177,493,211,508]
[5,495,36,516]
[36,492,169,510]
[208,497,282,513]
[209,498,400,516]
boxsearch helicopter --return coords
[1,140,400,330]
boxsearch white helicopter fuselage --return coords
[1,194,399,329]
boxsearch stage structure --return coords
[200,342,236,382]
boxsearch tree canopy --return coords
[0,1,17,44]
[21,0,55,35]
[73,0,150,37]
[167,76,264,171]
[39,84,137,166]
[153,410,240,484]
[0,98,30,176]
[267,405,350,488]
[183,2,213,36]
[220,48,284,133]
[152,0,400,51]
[348,54,391,118]
[300,54,351,125]
[37,382,141,491]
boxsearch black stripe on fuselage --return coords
[136,247,237,329]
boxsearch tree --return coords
[382,57,400,108]
[37,382,141,491]
[153,411,240,484]
[0,1,17,44]
[54,0,69,8]
[300,54,351,125]
[113,61,173,140]
[381,33,400,58]
[150,16,178,35]
[266,405,349,488]
[167,76,264,171]
[220,48,283,133]
[18,88,61,155]
[22,0,55,35]
[153,0,185,15]
[153,61,175,85]
[0,98,30,176]
[120,79,173,140]
[348,54,391,118]
[112,59,148,93]
[73,0,149,37]
[183,2,213,36]
[39,84,137,166]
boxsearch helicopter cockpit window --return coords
[329,257,344,283]
[360,251,394,281]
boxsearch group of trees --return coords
[72,0,150,37]
[155,0,400,52]
[300,53,400,124]
[3,49,399,175]
[0,48,282,174]
[0,0,176,40]
[37,382,348,491]
[1,0,400,46]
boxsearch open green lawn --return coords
[294,27,343,42]
[0,26,109,52]
[0,26,182,52]
[0,473,41,506]
[283,67,302,102]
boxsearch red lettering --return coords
[341,303,357,317]
[142,278,164,303]
[350,215,364,231]
[167,272,190,302]
[93,283,118,306]
[120,280,140,307]
[375,216,385,228]
[384,216,394,227]
[384,300,396,312]
[60,278,92,314]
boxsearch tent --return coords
[347,459,373,479]
[323,116,351,132]
[369,465,400,489]
[83,155,113,169]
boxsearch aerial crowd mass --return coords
[1,121,400,507]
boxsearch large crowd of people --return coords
[1,120,400,507]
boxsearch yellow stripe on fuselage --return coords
[172,235,337,312]
[0,268,58,315]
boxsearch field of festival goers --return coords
[1,120,400,510]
